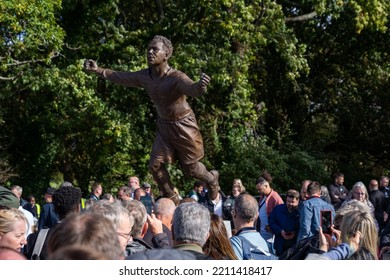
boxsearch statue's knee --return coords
[183,163,197,177]
[148,160,161,174]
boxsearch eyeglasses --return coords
[117,231,132,241]
[354,192,365,196]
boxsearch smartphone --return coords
[320,210,332,234]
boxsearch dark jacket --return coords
[143,224,173,248]
[268,204,300,256]
[125,233,171,256]
[199,190,227,217]
[125,238,151,256]
[38,203,59,230]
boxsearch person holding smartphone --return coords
[297,181,335,242]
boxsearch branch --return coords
[5,52,60,67]
[65,43,81,51]
[285,11,317,23]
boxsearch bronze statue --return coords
[84,35,219,205]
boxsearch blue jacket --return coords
[268,204,300,256]
[297,196,335,242]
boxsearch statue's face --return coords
[147,40,166,66]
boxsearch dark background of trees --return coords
[1,0,389,200]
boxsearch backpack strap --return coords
[31,228,49,260]
[237,235,271,257]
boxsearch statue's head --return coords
[150,35,173,60]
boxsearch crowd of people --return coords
[0,172,390,260]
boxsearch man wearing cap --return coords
[142,182,155,204]
[38,187,59,230]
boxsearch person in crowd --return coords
[203,214,237,260]
[9,185,34,237]
[255,170,284,253]
[305,226,361,260]
[0,208,28,253]
[84,200,134,256]
[279,199,365,260]
[101,192,116,202]
[122,200,169,256]
[171,202,213,259]
[230,193,270,260]
[223,178,246,233]
[380,218,390,258]
[379,176,390,227]
[328,172,349,210]
[47,212,124,260]
[134,187,153,215]
[320,185,331,204]
[23,195,40,219]
[10,185,28,207]
[300,180,312,202]
[87,181,103,201]
[297,181,335,242]
[340,181,378,230]
[117,186,132,201]
[38,187,59,230]
[144,197,175,247]
[368,179,387,231]
[24,184,82,260]
[379,176,390,206]
[317,209,378,260]
[269,189,300,256]
[199,181,227,218]
[142,182,156,204]
[128,176,140,194]
[84,36,220,206]
[186,180,206,202]
[0,246,27,260]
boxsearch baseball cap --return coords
[45,187,56,195]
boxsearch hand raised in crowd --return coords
[318,226,341,251]
[146,213,163,235]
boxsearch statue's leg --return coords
[182,162,220,200]
[149,159,180,205]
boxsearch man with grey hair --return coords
[144,197,175,247]
[122,200,170,256]
[230,193,271,260]
[84,200,134,257]
[172,202,213,259]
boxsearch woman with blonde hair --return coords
[339,210,378,259]
[0,208,28,252]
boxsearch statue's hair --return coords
[151,35,173,59]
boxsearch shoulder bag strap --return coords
[31,228,49,259]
